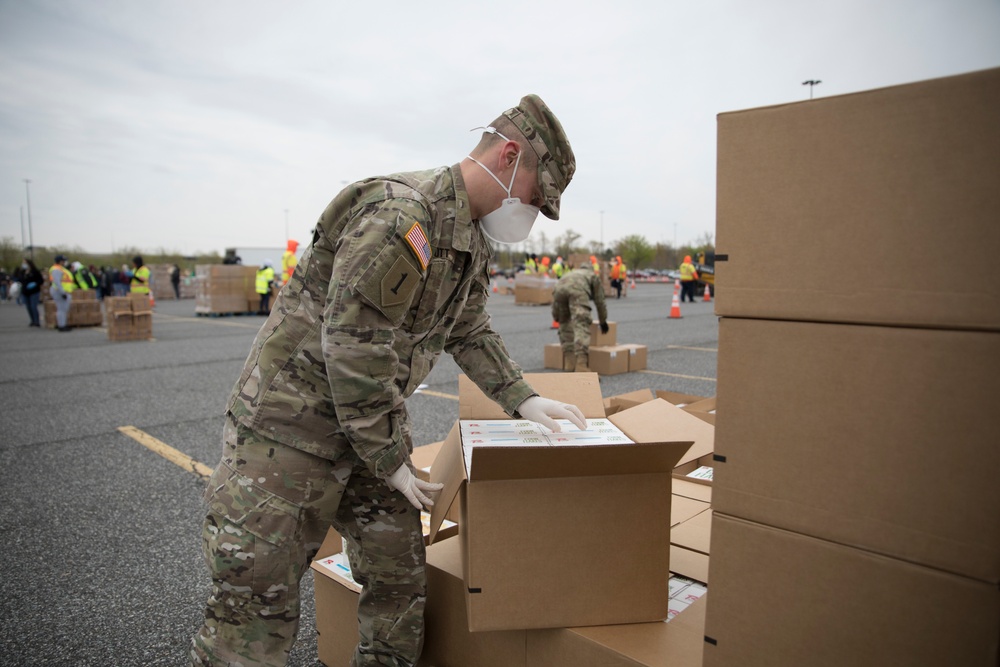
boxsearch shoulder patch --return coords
[380,255,421,308]
[402,222,431,270]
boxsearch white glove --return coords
[517,395,587,433]
[386,463,443,511]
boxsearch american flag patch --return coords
[403,222,431,270]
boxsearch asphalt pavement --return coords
[0,282,718,666]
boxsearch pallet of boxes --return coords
[194,264,258,315]
[703,68,1000,665]
[513,271,556,305]
[544,321,649,375]
[311,373,723,667]
[43,288,104,329]
[105,294,153,341]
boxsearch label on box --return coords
[665,575,708,623]
[459,419,634,475]
[687,466,714,481]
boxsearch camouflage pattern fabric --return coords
[552,267,608,357]
[191,417,425,667]
[228,165,535,479]
[204,164,541,666]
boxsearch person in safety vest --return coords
[282,239,299,285]
[256,260,276,315]
[679,255,699,303]
[552,262,609,372]
[71,261,98,291]
[49,254,75,332]
[590,255,600,274]
[524,253,538,274]
[539,255,551,276]
[130,256,151,296]
[552,255,565,278]
[610,256,626,299]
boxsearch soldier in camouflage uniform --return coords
[552,265,609,372]
[191,94,585,667]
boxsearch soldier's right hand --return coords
[599,321,609,334]
[386,464,443,511]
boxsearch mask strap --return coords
[468,126,522,196]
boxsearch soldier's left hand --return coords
[518,396,587,433]
[386,464,443,510]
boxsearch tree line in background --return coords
[492,228,716,273]
[0,237,222,274]
[1,226,714,275]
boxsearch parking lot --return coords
[0,282,718,667]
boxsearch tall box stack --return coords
[705,68,1000,666]
[194,265,257,314]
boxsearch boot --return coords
[562,353,576,372]
[575,353,590,372]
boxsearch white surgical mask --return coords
[468,133,540,244]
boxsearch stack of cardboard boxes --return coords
[704,68,1000,665]
[544,321,648,375]
[105,294,153,341]
[43,289,103,329]
[312,374,721,666]
[513,272,557,305]
[194,265,258,315]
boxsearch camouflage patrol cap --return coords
[502,94,575,220]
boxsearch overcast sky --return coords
[2,0,999,257]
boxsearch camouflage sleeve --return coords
[592,273,609,323]
[444,266,536,416]
[322,201,427,479]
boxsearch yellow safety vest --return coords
[256,267,275,294]
[282,251,297,284]
[131,266,151,294]
[49,264,76,293]
[680,262,697,281]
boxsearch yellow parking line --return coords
[118,425,214,479]
[415,389,459,401]
[637,369,717,382]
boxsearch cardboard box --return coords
[543,343,565,370]
[590,320,617,346]
[623,343,648,371]
[428,373,697,631]
[654,390,708,408]
[715,67,1000,330]
[603,388,655,415]
[588,345,629,375]
[527,596,708,667]
[714,318,1000,583]
[669,545,709,584]
[704,514,1000,667]
[670,509,712,556]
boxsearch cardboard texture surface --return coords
[527,596,707,667]
[714,318,1000,583]
[430,375,694,631]
[715,67,1000,330]
[670,545,710,584]
[704,514,1000,667]
[671,509,712,555]
[588,345,629,375]
[590,320,618,346]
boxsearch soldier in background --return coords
[191,94,584,667]
[552,262,609,372]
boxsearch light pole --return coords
[802,79,822,99]
[23,179,34,260]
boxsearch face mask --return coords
[468,134,540,244]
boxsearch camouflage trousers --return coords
[552,291,593,357]
[190,416,426,667]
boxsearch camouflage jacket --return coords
[554,267,608,323]
[228,165,535,478]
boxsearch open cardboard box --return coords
[427,373,699,631]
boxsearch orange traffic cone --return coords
[491,279,498,293]
[668,282,682,319]
[149,294,156,309]
[703,284,712,302]
[551,320,560,330]
[630,276,636,289]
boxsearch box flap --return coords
[672,478,713,504]
[459,373,605,419]
[468,441,692,482]
[671,494,711,526]
[670,545,710,584]
[610,399,713,467]
[671,509,713,555]
[427,423,466,544]
[655,390,708,407]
